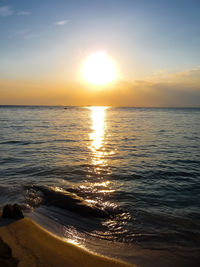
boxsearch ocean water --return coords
[0,106,200,266]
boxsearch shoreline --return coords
[0,217,135,267]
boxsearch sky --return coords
[0,0,200,106]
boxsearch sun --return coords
[82,51,117,85]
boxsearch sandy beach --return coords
[0,217,135,267]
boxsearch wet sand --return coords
[0,217,135,267]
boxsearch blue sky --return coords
[0,0,200,106]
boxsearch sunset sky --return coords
[0,0,200,106]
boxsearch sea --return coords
[0,106,200,267]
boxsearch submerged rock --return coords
[33,185,109,218]
[2,204,24,219]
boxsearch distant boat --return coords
[64,107,68,109]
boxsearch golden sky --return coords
[0,0,200,106]
[1,67,200,106]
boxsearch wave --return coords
[25,185,110,218]
[0,140,30,145]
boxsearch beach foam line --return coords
[0,218,136,267]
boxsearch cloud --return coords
[0,6,31,18]
[149,67,200,85]
[9,29,37,40]
[171,67,200,83]
[0,5,13,17]
[9,29,29,39]
[55,20,69,26]
[17,11,31,16]
[119,74,200,107]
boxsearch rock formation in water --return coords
[2,204,24,219]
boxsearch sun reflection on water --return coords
[89,106,108,168]
[86,107,116,204]
[61,107,129,246]
[88,106,115,171]
[89,106,107,151]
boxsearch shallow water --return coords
[0,106,200,266]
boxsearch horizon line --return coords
[0,104,199,109]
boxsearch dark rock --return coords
[13,204,24,219]
[2,205,13,219]
[33,185,110,218]
[0,238,19,266]
[2,204,24,219]
[0,238,12,258]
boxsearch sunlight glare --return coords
[82,52,116,85]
